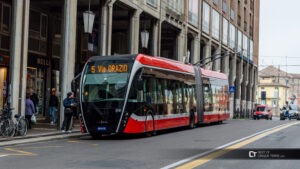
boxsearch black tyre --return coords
[16,118,28,136]
[90,132,102,139]
[0,119,15,137]
[270,116,272,120]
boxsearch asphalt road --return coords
[0,118,298,169]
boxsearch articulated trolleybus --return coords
[79,54,230,137]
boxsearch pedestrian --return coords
[49,88,59,125]
[283,101,291,120]
[25,92,35,129]
[29,88,39,113]
[61,92,76,133]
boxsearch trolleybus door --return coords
[193,66,204,123]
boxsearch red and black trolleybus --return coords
[78,54,230,137]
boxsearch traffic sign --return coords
[229,86,236,93]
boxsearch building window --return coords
[230,8,234,20]
[229,23,235,49]
[166,0,184,15]
[202,1,210,34]
[28,10,48,55]
[243,34,248,57]
[223,0,227,13]
[261,91,266,100]
[274,89,279,98]
[272,99,277,107]
[147,0,157,8]
[212,9,220,40]
[0,2,11,51]
[1,4,10,33]
[250,40,253,60]
[222,18,228,45]
[188,0,199,26]
[238,30,242,52]
[213,0,218,5]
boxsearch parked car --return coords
[280,104,300,120]
[253,105,272,120]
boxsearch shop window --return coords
[0,67,7,109]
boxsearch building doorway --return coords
[0,67,7,109]
[27,67,46,115]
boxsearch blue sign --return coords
[97,127,107,131]
[229,86,236,93]
[0,57,3,62]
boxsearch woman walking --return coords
[25,93,35,129]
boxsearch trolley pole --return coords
[277,65,280,115]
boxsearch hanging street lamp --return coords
[83,0,95,34]
[140,29,149,49]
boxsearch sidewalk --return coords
[0,126,86,147]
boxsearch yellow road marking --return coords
[91,144,99,146]
[176,122,300,169]
[3,148,38,156]
[18,146,63,150]
[68,140,81,143]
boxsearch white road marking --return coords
[0,155,8,158]
[161,123,292,169]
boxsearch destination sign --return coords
[89,64,128,74]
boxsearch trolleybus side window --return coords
[203,77,213,112]
[128,69,143,103]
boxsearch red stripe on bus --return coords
[136,54,195,74]
[123,113,229,133]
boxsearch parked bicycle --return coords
[0,107,28,137]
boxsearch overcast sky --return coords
[259,0,300,73]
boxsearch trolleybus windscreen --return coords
[82,60,133,102]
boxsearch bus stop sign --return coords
[229,86,236,93]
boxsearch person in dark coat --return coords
[61,92,76,133]
[49,88,59,125]
[29,88,39,113]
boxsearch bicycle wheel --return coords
[0,119,15,137]
[16,118,28,136]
